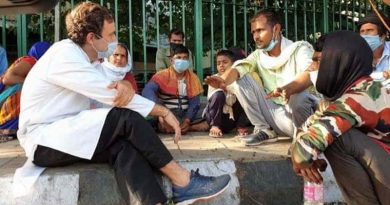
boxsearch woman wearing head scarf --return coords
[0,41,50,142]
[91,43,138,109]
[291,31,390,205]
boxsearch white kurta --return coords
[14,39,155,196]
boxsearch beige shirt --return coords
[155,47,194,72]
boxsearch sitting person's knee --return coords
[210,91,226,102]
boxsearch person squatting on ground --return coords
[205,10,318,146]
[143,44,205,135]
[13,3,230,205]
[201,49,252,138]
[284,31,389,205]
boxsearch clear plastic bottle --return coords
[304,180,324,205]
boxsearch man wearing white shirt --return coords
[358,11,390,87]
[15,2,230,205]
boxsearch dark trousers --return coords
[324,128,390,205]
[205,91,251,133]
[33,108,173,205]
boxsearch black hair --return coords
[357,11,389,36]
[168,28,185,40]
[216,50,235,62]
[171,44,189,56]
[250,10,281,27]
[314,34,327,52]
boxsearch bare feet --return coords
[209,126,223,138]
[236,127,249,137]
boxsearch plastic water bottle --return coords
[304,180,324,205]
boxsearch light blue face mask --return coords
[261,27,278,52]
[361,35,383,51]
[92,34,118,59]
[173,59,190,73]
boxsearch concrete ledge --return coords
[0,133,345,205]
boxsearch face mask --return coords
[361,35,383,51]
[261,26,278,52]
[309,70,318,86]
[173,59,190,73]
[92,34,118,59]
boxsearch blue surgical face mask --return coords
[361,35,383,51]
[92,34,118,59]
[173,59,190,73]
[261,26,278,52]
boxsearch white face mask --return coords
[92,34,118,59]
[309,70,319,86]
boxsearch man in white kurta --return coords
[205,10,318,146]
[14,2,231,205]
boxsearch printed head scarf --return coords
[27,41,51,60]
[316,30,373,101]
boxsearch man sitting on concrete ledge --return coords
[13,2,230,205]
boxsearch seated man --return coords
[203,49,251,137]
[155,28,193,72]
[14,3,230,205]
[205,10,317,146]
[143,44,204,134]
[0,42,50,142]
[358,11,390,88]
[290,30,390,205]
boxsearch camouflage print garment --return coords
[292,77,390,167]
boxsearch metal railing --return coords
[1,0,388,85]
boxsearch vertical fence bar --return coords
[294,0,297,41]
[71,0,74,8]
[100,0,104,6]
[222,0,226,49]
[17,15,22,57]
[332,0,335,31]
[169,1,172,30]
[313,0,317,40]
[142,0,147,84]
[244,0,248,53]
[195,0,203,81]
[182,0,186,33]
[156,0,160,48]
[115,0,118,38]
[339,0,342,29]
[233,0,237,46]
[22,15,27,54]
[129,0,133,56]
[265,0,268,8]
[346,0,349,30]
[358,0,362,23]
[2,16,6,48]
[210,2,215,74]
[54,3,60,42]
[323,0,329,34]
[304,0,307,41]
[284,0,288,37]
[17,15,27,57]
[39,13,44,41]
[352,0,356,31]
